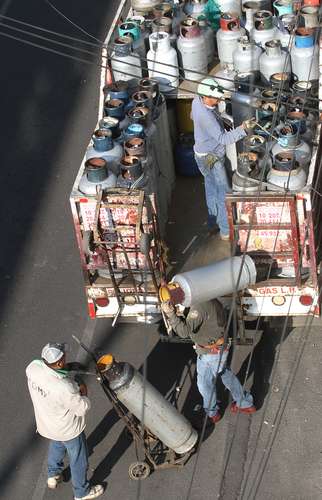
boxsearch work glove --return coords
[242,118,257,132]
[161,301,176,317]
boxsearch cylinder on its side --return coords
[172,256,257,307]
[108,363,198,454]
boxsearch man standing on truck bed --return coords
[161,297,256,426]
[26,343,104,500]
[191,77,255,240]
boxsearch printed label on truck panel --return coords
[246,286,315,296]
[79,199,151,231]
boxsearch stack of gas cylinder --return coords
[214,0,320,193]
[110,0,319,192]
[111,1,220,91]
[78,78,175,235]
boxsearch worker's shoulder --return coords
[26,359,44,375]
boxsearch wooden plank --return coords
[166,60,221,100]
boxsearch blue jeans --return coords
[48,431,90,498]
[194,155,231,236]
[196,351,253,417]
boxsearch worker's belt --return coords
[196,338,231,354]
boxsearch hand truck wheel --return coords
[128,461,151,480]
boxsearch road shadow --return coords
[236,323,293,410]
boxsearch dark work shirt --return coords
[167,299,226,355]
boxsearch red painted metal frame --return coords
[225,194,309,288]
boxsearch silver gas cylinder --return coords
[183,0,207,19]
[243,3,255,36]
[271,123,312,168]
[117,155,146,189]
[152,2,173,19]
[277,13,296,48]
[291,28,319,82]
[170,256,257,306]
[86,129,123,175]
[111,36,143,89]
[270,71,292,91]
[152,16,177,48]
[242,0,273,12]
[217,14,246,68]
[131,0,160,14]
[253,11,278,47]
[233,152,265,192]
[267,152,307,191]
[286,110,314,144]
[233,35,262,74]
[147,32,179,92]
[231,72,260,127]
[118,21,147,67]
[127,15,151,53]
[78,157,117,195]
[213,66,236,111]
[217,0,242,15]
[300,5,320,29]
[198,15,215,65]
[259,40,291,84]
[101,356,198,455]
[243,134,272,170]
[177,18,208,81]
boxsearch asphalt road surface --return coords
[1,2,322,500]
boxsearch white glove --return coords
[242,118,257,131]
[161,301,175,317]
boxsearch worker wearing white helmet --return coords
[191,77,255,239]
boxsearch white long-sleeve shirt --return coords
[26,359,91,441]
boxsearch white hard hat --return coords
[197,78,224,99]
[41,343,66,364]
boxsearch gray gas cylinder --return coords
[131,0,160,14]
[198,15,215,65]
[111,36,143,89]
[271,123,312,168]
[183,0,207,19]
[259,40,291,84]
[172,256,257,307]
[252,11,278,47]
[231,73,260,153]
[233,35,262,74]
[86,129,123,175]
[217,14,246,68]
[104,359,198,455]
[177,17,208,81]
[78,157,117,195]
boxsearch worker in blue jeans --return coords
[26,343,104,500]
[161,299,256,425]
[191,77,255,239]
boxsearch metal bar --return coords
[248,278,298,287]
[226,194,295,203]
[306,209,318,289]
[136,190,145,243]
[70,198,91,286]
[288,198,301,286]
[233,224,293,231]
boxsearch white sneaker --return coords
[47,474,62,489]
[75,484,104,500]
